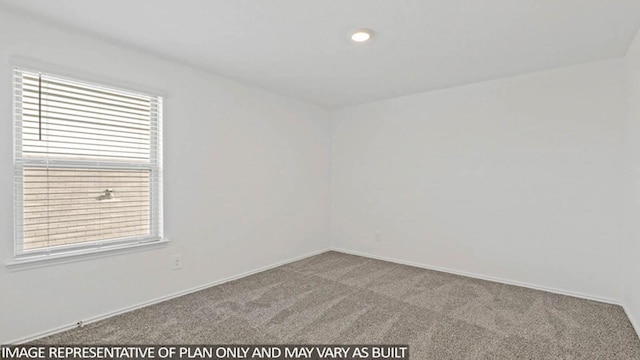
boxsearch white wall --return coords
[624,28,640,335]
[331,59,628,302]
[0,8,331,343]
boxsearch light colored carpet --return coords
[36,251,640,359]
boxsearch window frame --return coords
[11,63,165,264]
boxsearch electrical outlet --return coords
[374,231,381,242]
[171,255,182,270]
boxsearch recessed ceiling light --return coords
[351,29,373,43]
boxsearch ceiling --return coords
[2,0,640,108]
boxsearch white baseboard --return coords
[331,247,621,306]
[623,305,640,339]
[8,248,331,344]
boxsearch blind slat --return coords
[21,100,157,122]
[22,125,151,144]
[23,74,152,103]
[22,96,153,122]
[23,141,150,154]
[22,83,152,110]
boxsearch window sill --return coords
[5,238,170,271]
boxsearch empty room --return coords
[1,0,640,358]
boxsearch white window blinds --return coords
[13,68,163,256]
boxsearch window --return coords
[13,68,163,258]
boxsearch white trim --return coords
[331,247,621,305]
[6,238,169,271]
[10,56,167,98]
[623,304,640,339]
[13,67,23,265]
[6,248,330,344]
